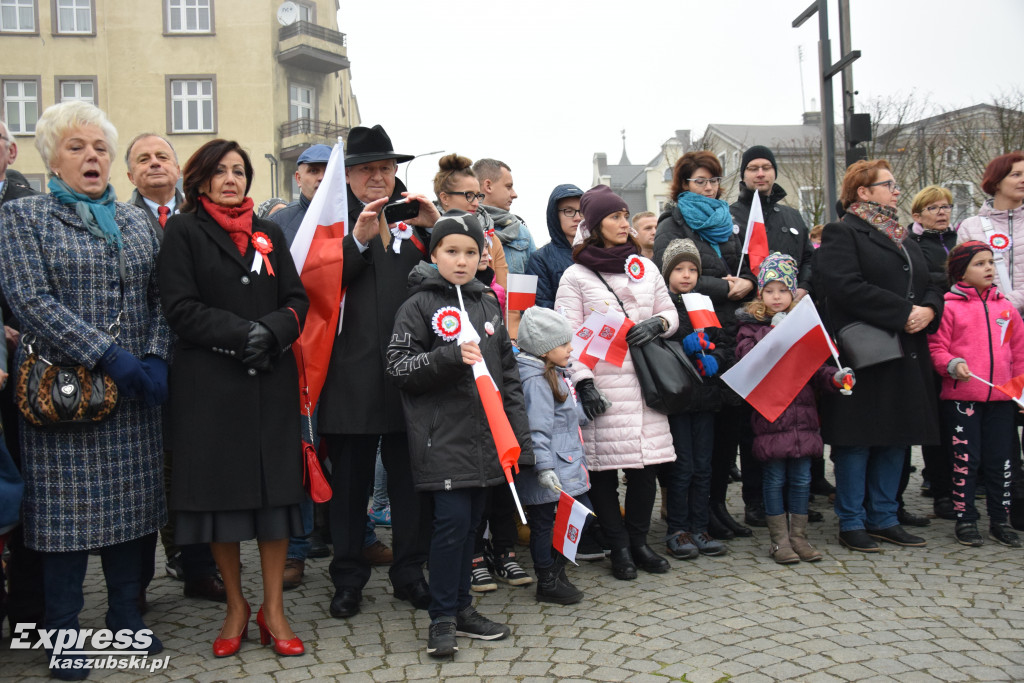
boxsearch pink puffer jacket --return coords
[957,200,1024,312]
[928,284,1024,402]
[554,257,679,471]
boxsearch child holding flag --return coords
[515,306,591,604]
[387,211,534,657]
[660,238,734,559]
[927,241,1024,548]
[735,253,854,564]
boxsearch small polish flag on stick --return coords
[506,273,538,311]
[681,293,721,329]
[552,490,595,565]
[737,190,770,276]
[969,372,1024,409]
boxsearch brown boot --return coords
[766,514,799,564]
[789,513,822,562]
[283,558,304,590]
[361,540,394,566]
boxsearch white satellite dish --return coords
[277,1,299,26]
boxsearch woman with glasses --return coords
[653,151,756,543]
[815,159,942,554]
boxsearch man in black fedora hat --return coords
[317,124,439,619]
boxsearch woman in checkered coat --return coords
[0,102,171,678]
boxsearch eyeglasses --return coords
[559,207,583,218]
[924,204,954,213]
[444,190,485,202]
[687,177,722,187]
[868,180,900,193]
[745,164,774,174]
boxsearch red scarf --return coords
[200,195,255,256]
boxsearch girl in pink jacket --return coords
[928,241,1024,548]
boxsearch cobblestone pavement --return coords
[4,458,1024,682]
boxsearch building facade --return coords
[0,0,359,202]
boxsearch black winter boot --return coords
[535,563,583,605]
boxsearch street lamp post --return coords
[403,150,445,186]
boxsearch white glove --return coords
[537,469,561,493]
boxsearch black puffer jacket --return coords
[909,223,957,292]
[730,183,814,293]
[665,291,737,412]
[387,263,534,492]
[653,201,755,328]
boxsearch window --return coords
[167,76,215,133]
[2,78,40,134]
[289,84,314,122]
[20,173,44,192]
[0,0,35,32]
[165,0,212,33]
[944,146,963,168]
[53,0,91,34]
[295,0,314,22]
[946,181,973,227]
[56,77,96,103]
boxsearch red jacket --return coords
[928,284,1024,402]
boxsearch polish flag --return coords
[570,309,633,368]
[506,273,538,311]
[289,141,347,409]
[681,293,721,329]
[553,490,592,565]
[738,192,770,275]
[995,374,1024,409]
[721,297,833,422]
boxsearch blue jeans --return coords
[832,445,903,531]
[665,411,714,537]
[762,458,811,516]
[429,488,486,619]
[525,492,592,569]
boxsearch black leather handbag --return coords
[835,321,904,370]
[16,335,119,427]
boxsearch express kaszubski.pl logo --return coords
[10,624,170,674]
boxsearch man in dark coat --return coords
[526,184,583,309]
[729,145,815,299]
[318,125,439,619]
[270,143,330,245]
[124,132,225,604]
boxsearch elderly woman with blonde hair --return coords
[0,101,170,679]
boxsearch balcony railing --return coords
[280,118,348,139]
[279,20,346,47]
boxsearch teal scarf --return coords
[677,192,733,257]
[48,176,122,249]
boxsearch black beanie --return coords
[429,209,486,254]
[741,145,778,176]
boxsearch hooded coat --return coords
[526,184,584,309]
[910,221,958,292]
[957,199,1024,312]
[554,256,679,471]
[735,310,836,462]
[387,263,534,492]
[730,183,814,293]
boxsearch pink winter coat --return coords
[554,257,679,471]
[957,200,1024,312]
[928,284,1024,402]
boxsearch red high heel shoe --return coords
[212,603,251,658]
[256,605,304,656]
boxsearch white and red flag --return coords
[681,293,721,329]
[738,192,770,275]
[970,372,1024,409]
[289,141,348,409]
[506,273,538,311]
[570,309,633,369]
[721,297,833,422]
[553,490,593,564]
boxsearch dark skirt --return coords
[175,505,304,544]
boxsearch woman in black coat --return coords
[159,140,309,658]
[816,159,942,554]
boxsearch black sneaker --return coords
[165,551,184,580]
[493,552,533,586]
[955,521,984,547]
[469,556,497,593]
[990,523,1022,548]
[427,616,458,657]
[455,606,510,641]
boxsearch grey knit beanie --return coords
[517,307,572,357]
[661,238,702,281]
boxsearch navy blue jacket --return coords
[526,184,584,309]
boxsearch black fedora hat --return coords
[344,125,414,167]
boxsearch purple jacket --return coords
[735,311,837,462]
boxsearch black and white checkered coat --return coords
[0,193,171,551]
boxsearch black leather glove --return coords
[576,378,611,420]
[625,316,666,347]
[241,322,276,373]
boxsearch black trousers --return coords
[326,433,431,591]
[711,404,762,505]
[473,482,518,557]
[587,467,657,550]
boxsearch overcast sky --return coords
[337,0,1023,246]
